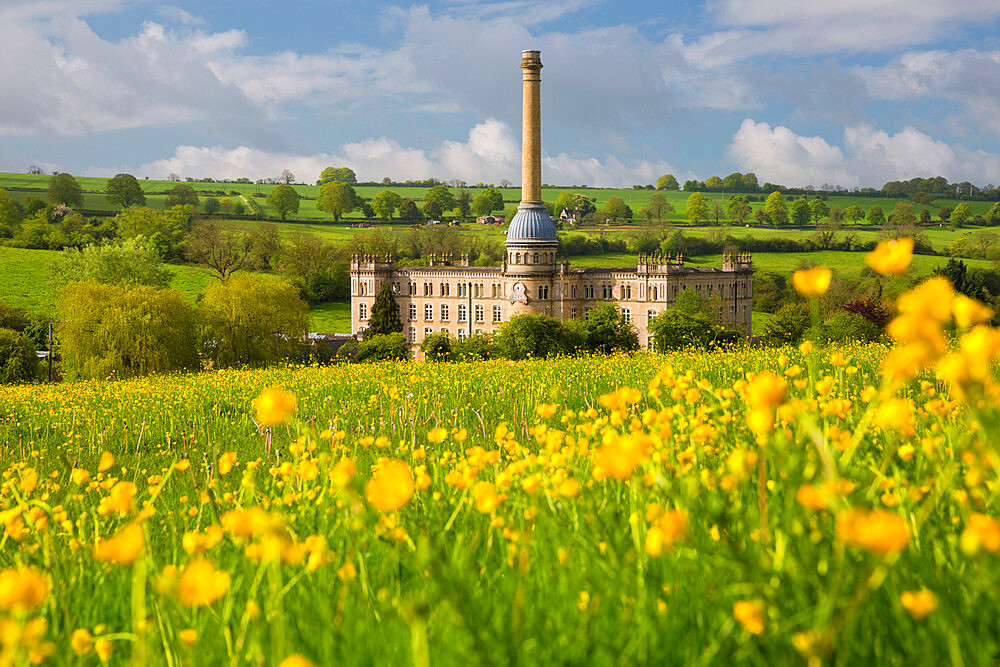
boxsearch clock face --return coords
[512,282,526,297]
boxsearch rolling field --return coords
[1,324,998,663]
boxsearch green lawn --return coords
[309,300,351,333]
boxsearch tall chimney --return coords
[520,50,542,204]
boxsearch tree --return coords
[185,221,251,280]
[584,304,639,354]
[281,169,295,184]
[318,167,357,185]
[399,200,420,220]
[198,274,309,367]
[164,184,199,208]
[116,206,190,258]
[455,189,472,217]
[203,197,221,215]
[482,187,504,212]
[641,193,675,223]
[987,202,1000,222]
[495,315,569,360]
[913,191,934,205]
[471,193,494,216]
[266,184,301,220]
[368,284,403,336]
[0,188,24,237]
[685,192,710,223]
[656,174,679,190]
[0,328,38,384]
[844,205,864,223]
[423,185,456,219]
[420,332,454,361]
[280,234,346,304]
[809,199,830,223]
[48,173,83,207]
[704,176,724,191]
[790,197,811,226]
[711,203,724,225]
[372,190,403,221]
[762,302,810,345]
[453,333,496,360]
[317,181,359,222]
[764,192,788,226]
[104,174,146,209]
[249,222,285,270]
[726,196,751,225]
[357,333,411,362]
[50,236,172,288]
[648,309,715,351]
[603,196,629,222]
[58,281,199,378]
[951,202,972,226]
[866,206,885,226]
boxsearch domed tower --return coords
[505,50,558,315]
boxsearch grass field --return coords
[0,317,998,664]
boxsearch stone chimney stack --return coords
[520,50,543,205]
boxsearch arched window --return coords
[516,252,521,264]
[533,252,539,263]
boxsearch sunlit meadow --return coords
[0,239,999,665]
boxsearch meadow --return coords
[1,317,998,663]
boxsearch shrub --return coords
[584,304,639,354]
[762,302,811,345]
[198,274,309,367]
[0,328,38,384]
[420,332,454,362]
[816,312,884,344]
[648,309,715,351]
[495,315,570,360]
[453,333,496,360]
[357,333,411,362]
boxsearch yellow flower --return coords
[218,452,237,476]
[792,266,832,298]
[95,638,113,662]
[795,484,828,511]
[952,295,993,329]
[426,427,448,444]
[733,600,765,635]
[98,451,115,472]
[900,589,937,620]
[365,460,415,512]
[71,629,93,656]
[745,372,787,409]
[535,403,558,418]
[0,567,48,612]
[330,458,356,488]
[644,510,688,558]
[873,398,916,438]
[866,238,913,275]
[93,523,144,565]
[279,655,317,667]
[472,481,502,513]
[71,468,90,485]
[253,387,298,426]
[960,513,1000,556]
[179,628,197,647]
[174,459,191,472]
[837,508,909,557]
[176,559,230,607]
[598,386,642,411]
[97,481,137,516]
[594,435,647,480]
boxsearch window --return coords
[458,328,467,340]
[359,303,368,320]
[458,283,467,297]
[424,304,433,321]
[651,285,658,301]
[491,284,499,298]
[647,309,656,324]
[441,304,450,321]
[742,304,748,320]
[625,285,632,299]
[458,304,467,322]
[409,282,417,296]
[622,308,631,322]
[538,285,549,299]
[729,305,735,318]
[441,283,450,297]
[424,283,432,296]
[493,306,502,323]
[408,304,417,321]
[475,305,484,323]
[424,327,433,339]
[571,308,578,319]
[533,252,539,263]
[516,252,521,264]
[408,327,416,344]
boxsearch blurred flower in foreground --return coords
[365,460,415,511]
[792,267,831,298]
[866,238,913,275]
[253,387,297,426]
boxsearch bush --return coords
[453,333,496,360]
[357,333,411,362]
[815,312,884,344]
[763,302,811,345]
[648,309,716,351]
[495,315,570,360]
[584,304,639,354]
[420,332,454,361]
[58,281,199,379]
[49,237,172,288]
[198,274,309,368]
[0,328,38,384]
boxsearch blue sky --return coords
[2,0,1000,188]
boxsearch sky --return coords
[2,0,1000,189]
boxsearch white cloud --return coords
[728,118,1000,187]
[137,119,680,188]
[0,0,131,22]
[157,5,205,26]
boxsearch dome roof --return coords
[506,203,557,245]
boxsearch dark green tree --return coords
[372,190,403,221]
[318,167,358,185]
[104,174,146,209]
[367,284,402,336]
[866,206,885,226]
[656,174,679,190]
[423,185,456,219]
[399,200,420,220]
[48,173,83,207]
[584,304,639,354]
[164,183,199,208]
[0,328,38,384]
[420,332,454,361]
[482,187,505,212]
[495,314,568,360]
[357,333,411,362]
[265,184,300,219]
[790,197,811,226]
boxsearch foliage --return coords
[422,185,456,220]
[116,205,192,258]
[656,174,679,190]
[265,185,301,220]
[0,188,24,237]
[584,304,639,354]
[0,327,38,384]
[842,297,893,329]
[844,205,864,222]
[58,281,199,378]
[764,192,788,226]
[398,200,420,220]
[47,173,83,208]
[790,198,811,226]
[866,206,885,226]
[104,174,146,209]
[762,302,811,344]
[648,307,715,351]
[809,198,830,223]
[420,332,454,361]
[603,196,630,222]
[726,196,751,225]
[280,234,347,304]
[371,190,403,221]
[356,332,411,362]
[203,197,221,215]
[49,236,172,288]
[495,314,570,360]
[318,167,357,185]
[684,192,710,224]
[198,274,309,367]
[951,202,972,226]
[815,311,883,344]
[368,284,403,336]
[164,184,200,208]
[452,332,496,360]
[185,221,251,280]
[316,182,360,222]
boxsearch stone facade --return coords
[349,251,753,349]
